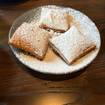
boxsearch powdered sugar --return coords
[9,5,101,74]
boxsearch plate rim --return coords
[8,5,101,75]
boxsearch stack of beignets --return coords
[9,7,96,64]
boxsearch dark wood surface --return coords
[0,0,105,105]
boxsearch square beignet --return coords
[9,22,51,60]
[49,25,96,64]
[39,8,70,32]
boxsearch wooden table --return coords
[0,0,105,105]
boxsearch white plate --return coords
[9,5,101,74]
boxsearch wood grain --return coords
[0,0,105,105]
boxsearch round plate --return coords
[9,5,101,74]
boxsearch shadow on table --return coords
[25,67,87,81]
[14,58,88,81]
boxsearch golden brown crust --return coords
[9,33,44,60]
[69,45,96,64]
[40,24,66,33]
[9,22,51,60]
